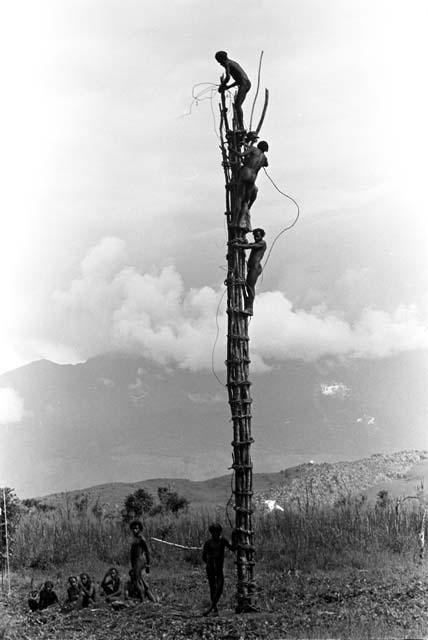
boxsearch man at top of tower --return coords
[215,51,251,130]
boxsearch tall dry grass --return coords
[12,498,425,573]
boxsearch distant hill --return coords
[36,450,428,515]
[257,450,428,508]
[38,472,283,514]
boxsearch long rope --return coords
[249,51,264,132]
[151,537,201,551]
[210,166,300,384]
[180,82,219,118]
[181,82,233,140]
[211,289,227,387]
[262,168,301,272]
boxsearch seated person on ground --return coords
[79,572,96,607]
[66,575,81,606]
[100,567,122,602]
[28,581,59,611]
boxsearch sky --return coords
[1,1,428,395]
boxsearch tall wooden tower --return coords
[219,86,268,613]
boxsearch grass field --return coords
[2,562,428,639]
[2,496,428,639]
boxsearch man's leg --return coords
[245,269,258,314]
[211,570,224,611]
[203,569,217,615]
[248,184,258,210]
[140,575,157,603]
[235,84,250,130]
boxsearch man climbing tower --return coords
[230,228,267,315]
[231,141,269,230]
[215,51,251,130]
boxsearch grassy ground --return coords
[4,497,428,638]
[2,560,428,639]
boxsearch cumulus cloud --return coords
[50,238,428,372]
[0,388,24,424]
[252,293,428,363]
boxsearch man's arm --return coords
[141,537,151,567]
[111,585,122,598]
[229,145,254,158]
[100,574,109,590]
[202,541,208,563]
[223,536,235,551]
[222,61,232,86]
[219,61,233,92]
[230,239,265,250]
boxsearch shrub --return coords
[122,488,155,523]
[157,487,189,515]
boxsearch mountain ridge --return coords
[1,350,427,497]
[33,450,428,514]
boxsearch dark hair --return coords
[129,519,143,531]
[209,522,223,534]
[44,581,54,589]
[68,575,78,583]
[253,228,265,237]
[79,573,90,583]
[257,140,269,152]
[215,51,228,63]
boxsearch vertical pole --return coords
[0,503,3,595]
[220,93,256,613]
[2,489,11,596]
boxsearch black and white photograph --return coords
[1,1,428,637]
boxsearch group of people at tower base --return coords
[28,521,235,617]
[215,50,268,316]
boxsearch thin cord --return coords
[179,82,218,118]
[225,468,235,529]
[181,82,233,142]
[262,167,301,272]
[211,289,227,387]
[249,51,264,132]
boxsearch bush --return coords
[122,488,155,523]
[157,487,189,515]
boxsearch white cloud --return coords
[187,392,223,405]
[252,293,428,363]
[47,238,428,373]
[0,388,24,424]
[321,382,351,397]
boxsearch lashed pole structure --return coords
[218,85,268,613]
